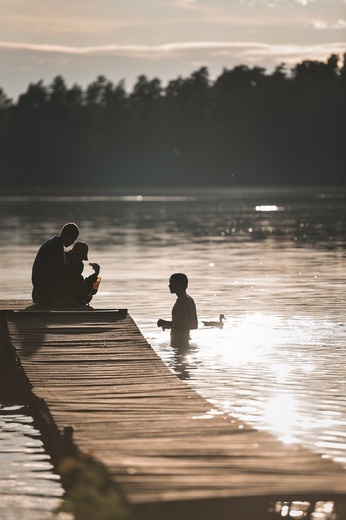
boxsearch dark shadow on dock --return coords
[0,307,127,357]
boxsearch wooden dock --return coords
[1,300,346,519]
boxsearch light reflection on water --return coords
[0,186,346,512]
[149,311,346,468]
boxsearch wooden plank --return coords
[1,302,346,516]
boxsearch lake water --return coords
[0,186,345,517]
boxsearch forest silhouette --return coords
[0,53,345,188]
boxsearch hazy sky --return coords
[1,0,345,99]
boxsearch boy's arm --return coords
[157,319,173,330]
[84,264,100,290]
[89,263,100,276]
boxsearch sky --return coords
[1,0,345,100]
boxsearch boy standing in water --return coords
[157,273,198,343]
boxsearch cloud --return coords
[171,1,304,26]
[240,0,317,5]
[0,40,345,59]
[310,19,346,29]
[2,12,145,37]
[1,2,156,41]
[2,0,343,49]
[294,0,316,5]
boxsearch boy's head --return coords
[71,241,89,261]
[169,273,188,294]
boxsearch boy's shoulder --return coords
[178,293,195,304]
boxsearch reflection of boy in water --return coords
[59,242,100,305]
[157,273,198,342]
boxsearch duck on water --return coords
[202,314,226,328]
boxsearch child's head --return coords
[169,273,188,294]
[71,241,89,261]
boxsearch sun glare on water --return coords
[255,205,283,212]
[183,310,346,467]
[196,312,282,366]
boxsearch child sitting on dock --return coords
[57,242,101,306]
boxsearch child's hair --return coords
[71,241,89,260]
[170,273,188,289]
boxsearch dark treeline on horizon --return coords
[0,53,345,188]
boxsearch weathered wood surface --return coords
[1,300,345,513]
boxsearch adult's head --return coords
[60,222,80,247]
[169,273,188,294]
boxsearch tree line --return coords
[0,53,345,188]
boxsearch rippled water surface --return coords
[0,405,71,520]
[0,186,345,514]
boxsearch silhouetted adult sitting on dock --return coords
[157,273,198,344]
[31,222,80,307]
[58,241,100,306]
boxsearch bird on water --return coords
[202,314,226,328]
